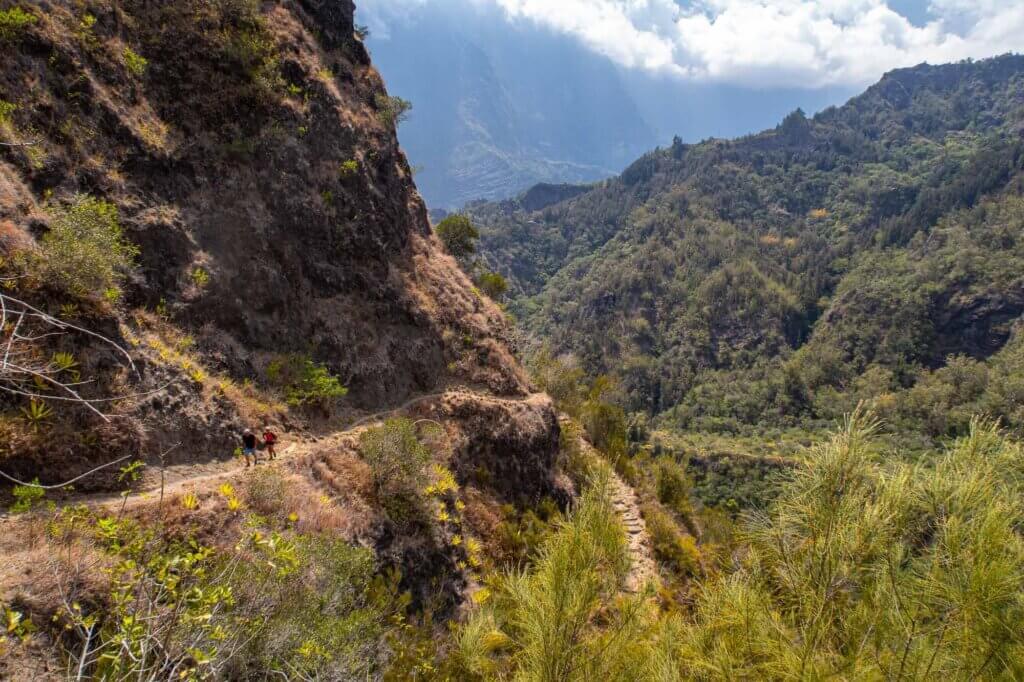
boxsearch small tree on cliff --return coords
[435,214,479,261]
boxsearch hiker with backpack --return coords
[241,428,259,467]
[262,425,278,460]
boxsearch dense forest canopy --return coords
[471,54,1024,447]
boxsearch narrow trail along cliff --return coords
[3,392,659,602]
[0,387,506,514]
[610,471,659,593]
[566,421,659,594]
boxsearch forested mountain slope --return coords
[472,55,1024,442]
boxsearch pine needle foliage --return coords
[675,410,1024,679]
[455,471,673,681]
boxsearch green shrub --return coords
[531,348,587,417]
[580,377,628,458]
[494,499,562,568]
[9,480,45,513]
[455,475,664,679]
[243,467,289,515]
[476,271,508,301]
[53,507,406,680]
[190,267,210,289]
[226,535,403,680]
[40,195,138,299]
[435,214,479,260]
[122,46,148,76]
[655,458,696,531]
[0,7,36,43]
[0,100,15,126]
[642,502,701,579]
[374,93,412,127]
[339,159,359,178]
[677,414,1024,678]
[359,418,431,525]
[265,354,348,409]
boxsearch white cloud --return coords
[361,0,1024,88]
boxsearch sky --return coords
[360,0,1024,89]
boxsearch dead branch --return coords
[0,138,41,148]
[0,454,134,489]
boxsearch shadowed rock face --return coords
[298,0,356,49]
[0,0,554,487]
[0,0,527,406]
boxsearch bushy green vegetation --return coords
[0,6,36,43]
[265,353,348,409]
[454,474,669,680]
[38,495,412,680]
[476,270,508,301]
[642,501,701,579]
[493,498,562,569]
[450,414,1024,679]
[122,46,148,76]
[534,351,706,581]
[339,159,359,178]
[375,93,412,127]
[435,213,480,261]
[359,418,432,525]
[224,535,405,679]
[39,195,138,300]
[673,414,1024,678]
[472,56,1024,449]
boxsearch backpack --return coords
[264,431,277,444]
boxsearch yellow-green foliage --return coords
[531,348,587,417]
[19,398,52,432]
[122,46,148,76]
[40,195,138,299]
[8,479,45,513]
[226,535,407,679]
[265,353,347,409]
[339,159,359,178]
[654,457,700,536]
[435,213,479,260]
[642,502,701,579]
[0,6,36,42]
[47,504,407,680]
[374,93,412,127]
[580,376,628,457]
[359,418,431,525]
[190,266,210,288]
[674,413,1024,679]
[455,474,674,680]
[494,498,562,569]
[476,270,508,301]
[0,100,15,126]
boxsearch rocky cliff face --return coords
[0,0,555,491]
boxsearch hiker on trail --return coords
[262,426,278,460]
[241,428,259,467]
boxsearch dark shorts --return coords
[243,447,256,456]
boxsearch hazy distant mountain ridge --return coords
[362,3,658,208]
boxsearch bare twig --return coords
[0,138,42,148]
[2,293,137,373]
[0,454,134,489]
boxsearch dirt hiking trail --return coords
[2,390,659,598]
